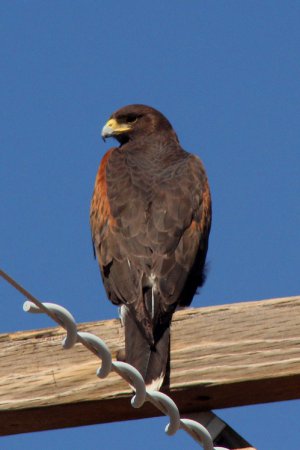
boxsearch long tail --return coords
[121,306,170,391]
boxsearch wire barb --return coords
[77,331,112,378]
[1,268,229,450]
[23,301,78,349]
[112,361,146,408]
[146,391,181,436]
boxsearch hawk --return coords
[90,104,211,390]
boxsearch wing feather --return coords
[91,145,211,340]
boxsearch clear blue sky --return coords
[1,1,299,449]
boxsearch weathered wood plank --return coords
[0,296,300,435]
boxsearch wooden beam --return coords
[0,296,300,435]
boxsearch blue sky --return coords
[1,1,299,449]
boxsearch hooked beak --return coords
[101,118,131,142]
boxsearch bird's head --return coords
[101,104,177,145]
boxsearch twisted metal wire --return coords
[1,269,228,450]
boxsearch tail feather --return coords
[144,327,170,390]
[122,306,170,390]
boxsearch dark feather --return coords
[90,104,211,389]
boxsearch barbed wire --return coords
[0,268,229,450]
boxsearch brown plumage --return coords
[90,104,211,390]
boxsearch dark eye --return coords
[126,115,138,123]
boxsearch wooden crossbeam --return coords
[0,296,300,435]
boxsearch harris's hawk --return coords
[90,104,211,390]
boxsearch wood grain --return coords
[0,296,300,435]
